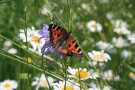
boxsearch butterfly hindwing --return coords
[67,36,82,55]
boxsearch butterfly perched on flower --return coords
[48,24,82,56]
[38,24,82,57]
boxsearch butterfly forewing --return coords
[49,24,67,46]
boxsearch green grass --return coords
[0,0,135,90]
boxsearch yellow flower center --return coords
[108,76,113,80]
[31,35,42,44]
[119,22,122,28]
[129,72,135,78]
[41,80,48,85]
[119,29,124,34]
[4,83,11,88]
[62,86,74,90]
[24,57,32,63]
[93,53,104,61]
[75,70,88,78]
[27,57,32,62]
[92,23,97,28]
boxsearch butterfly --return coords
[48,24,82,56]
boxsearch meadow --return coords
[0,0,135,90]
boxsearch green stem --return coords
[0,50,63,81]
[41,53,51,89]
[24,8,31,90]
[77,59,82,90]
[64,57,70,90]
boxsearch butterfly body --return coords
[48,24,82,56]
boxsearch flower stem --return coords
[64,57,70,90]
[41,53,51,89]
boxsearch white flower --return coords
[100,0,110,3]
[103,70,120,81]
[87,20,102,32]
[113,20,130,35]
[8,48,17,54]
[88,87,100,90]
[127,33,135,44]
[112,37,128,48]
[121,50,132,58]
[81,3,91,12]
[96,41,114,51]
[32,74,54,90]
[114,75,120,81]
[89,82,112,90]
[0,80,18,90]
[67,67,99,80]
[103,86,111,90]
[87,61,105,67]
[106,12,114,20]
[19,26,36,42]
[19,26,45,53]
[87,61,98,66]
[113,20,128,28]
[40,5,49,15]
[88,86,111,90]
[114,27,131,35]
[103,70,113,80]
[4,41,12,48]
[88,50,111,62]
[53,80,80,90]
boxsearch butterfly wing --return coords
[49,24,82,56]
[67,36,82,55]
[49,24,67,46]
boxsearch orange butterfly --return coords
[48,24,82,56]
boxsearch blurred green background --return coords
[0,0,135,90]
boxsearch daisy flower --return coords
[88,86,111,90]
[89,82,112,90]
[3,41,17,55]
[81,3,91,12]
[88,50,111,62]
[7,48,17,55]
[4,41,12,48]
[96,41,114,51]
[19,26,45,53]
[53,80,80,90]
[121,50,132,58]
[87,20,102,32]
[112,37,128,48]
[87,61,105,68]
[127,33,135,44]
[106,12,114,21]
[103,70,113,81]
[0,80,18,90]
[32,74,54,90]
[88,87,100,90]
[103,70,120,81]
[113,20,131,35]
[68,67,99,80]
[102,86,112,90]
[113,20,128,28]
[40,5,49,16]
[114,27,131,35]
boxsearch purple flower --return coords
[38,24,54,54]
